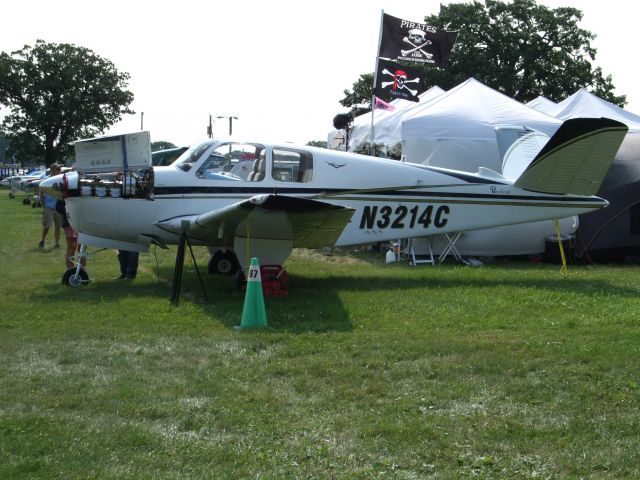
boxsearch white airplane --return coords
[39,117,627,287]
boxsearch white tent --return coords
[327,97,411,151]
[345,86,445,153]
[401,78,562,172]
[543,88,640,131]
[526,95,558,115]
[349,85,444,150]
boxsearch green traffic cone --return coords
[237,257,268,329]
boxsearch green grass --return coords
[1,189,640,478]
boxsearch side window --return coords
[272,148,313,183]
[196,142,264,181]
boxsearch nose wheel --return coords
[61,244,90,287]
[62,267,90,287]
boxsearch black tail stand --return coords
[170,220,209,305]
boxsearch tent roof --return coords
[348,85,445,148]
[545,89,640,131]
[526,95,558,114]
[402,78,562,141]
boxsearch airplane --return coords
[39,117,627,288]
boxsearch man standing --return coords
[117,250,139,280]
[39,163,62,248]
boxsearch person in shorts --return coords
[56,198,85,269]
[39,163,63,248]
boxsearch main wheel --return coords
[62,267,89,287]
[208,251,240,275]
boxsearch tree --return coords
[151,141,177,152]
[0,40,134,167]
[340,0,625,114]
[306,140,328,148]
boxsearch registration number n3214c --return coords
[359,205,450,230]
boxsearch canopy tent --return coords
[401,78,562,172]
[327,96,413,151]
[349,86,446,154]
[337,86,445,155]
[544,88,640,130]
[526,95,558,115]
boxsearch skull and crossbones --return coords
[401,28,433,58]
[380,69,420,96]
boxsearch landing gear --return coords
[61,244,90,287]
[62,267,89,287]
[208,250,240,275]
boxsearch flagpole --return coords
[370,9,385,156]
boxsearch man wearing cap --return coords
[38,163,63,248]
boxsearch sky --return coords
[0,0,636,147]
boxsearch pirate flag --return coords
[374,59,425,102]
[378,13,458,67]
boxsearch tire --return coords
[208,251,240,275]
[62,267,89,287]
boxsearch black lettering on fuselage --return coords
[359,204,450,231]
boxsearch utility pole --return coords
[207,114,213,138]
[140,111,144,130]
[217,115,239,136]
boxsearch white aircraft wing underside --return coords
[155,194,355,248]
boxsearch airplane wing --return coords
[155,194,355,248]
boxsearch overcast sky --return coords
[0,0,636,146]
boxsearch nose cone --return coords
[39,172,77,200]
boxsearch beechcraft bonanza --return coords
[40,118,627,287]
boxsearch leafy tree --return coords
[306,140,328,148]
[151,140,177,151]
[0,40,134,167]
[340,0,625,114]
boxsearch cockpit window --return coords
[174,140,216,171]
[195,142,265,181]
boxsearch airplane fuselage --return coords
[55,140,604,255]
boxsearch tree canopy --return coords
[0,40,134,166]
[340,0,625,115]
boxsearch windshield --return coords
[173,140,218,171]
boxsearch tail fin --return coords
[513,118,628,196]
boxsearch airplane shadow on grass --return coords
[42,263,640,334]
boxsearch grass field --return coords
[1,189,640,479]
